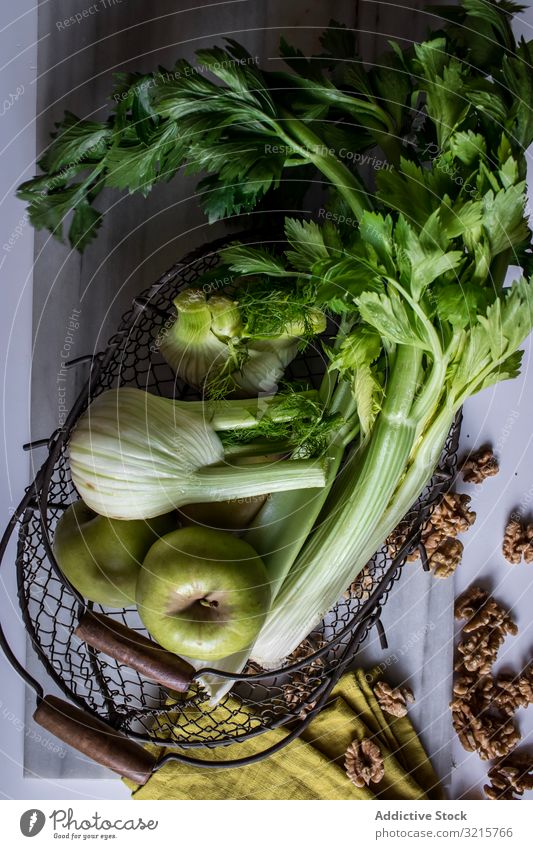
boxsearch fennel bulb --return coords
[69,387,327,520]
[231,339,298,395]
[158,289,235,387]
[158,287,326,396]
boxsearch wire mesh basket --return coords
[0,232,461,775]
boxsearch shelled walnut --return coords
[417,526,446,560]
[452,674,493,711]
[282,676,318,719]
[454,585,489,620]
[483,782,515,799]
[453,580,531,792]
[281,637,325,719]
[459,447,499,484]
[490,673,529,715]
[484,751,533,799]
[432,492,477,537]
[462,598,517,637]
[285,635,325,672]
[419,494,475,560]
[455,670,532,712]
[455,670,532,718]
[394,492,476,576]
[455,630,506,675]
[518,664,533,705]
[345,738,384,788]
[431,538,464,578]
[452,585,523,762]
[385,523,417,561]
[373,681,415,718]
[455,595,518,675]
[450,697,520,760]
[502,517,533,564]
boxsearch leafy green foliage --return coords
[68,200,103,251]
[104,124,179,195]
[359,212,394,272]
[450,276,533,402]
[450,131,487,165]
[432,282,490,328]
[312,256,383,313]
[329,326,383,435]
[394,213,464,299]
[482,183,529,256]
[356,290,431,350]
[221,244,289,277]
[15,0,533,269]
[236,281,321,341]
[39,112,111,173]
[502,38,533,151]
[376,159,453,227]
[432,0,523,71]
[369,50,411,132]
[318,20,357,66]
[284,218,342,270]
[413,45,469,148]
[220,392,342,457]
[279,38,326,84]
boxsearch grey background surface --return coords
[0,0,532,800]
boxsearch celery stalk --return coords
[251,345,425,664]
[245,391,358,602]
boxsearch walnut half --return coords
[502,517,533,565]
[454,585,489,621]
[455,593,517,676]
[431,538,464,578]
[345,739,385,788]
[450,699,520,761]
[398,491,475,577]
[374,680,415,718]
[459,447,499,484]
[484,751,533,799]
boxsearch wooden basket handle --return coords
[75,611,195,693]
[33,695,157,784]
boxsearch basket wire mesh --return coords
[2,234,461,766]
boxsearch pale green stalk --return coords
[251,345,425,664]
[245,380,358,599]
[194,460,327,500]
[273,114,372,222]
[183,390,318,431]
[243,318,358,596]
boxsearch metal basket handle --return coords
[33,695,157,784]
[75,611,195,694]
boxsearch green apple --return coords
[136,527,271,661]
[53,500,176,607]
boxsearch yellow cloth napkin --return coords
[124,667,444,800]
